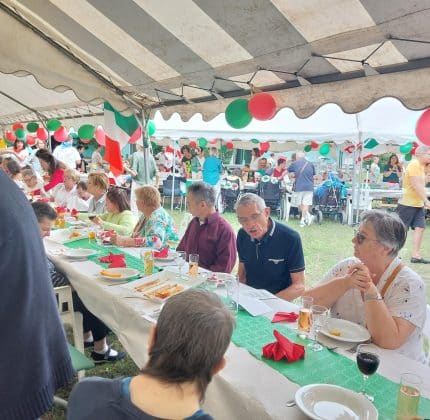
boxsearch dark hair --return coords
[35,149,64,176]
[13,139,25,151]
[106,187,130,212]
[252,147,260,157]
[388,154,399,165]
[181,145,192,155]
[277,157,286,166]
[141,289,234,400]
[6,159,21,176]
[188,181,216,207]
[77,181,87,191]
[31,201,57,222]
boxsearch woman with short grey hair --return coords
[304,209,427,363]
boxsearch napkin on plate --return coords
[153,246,169,258]
[262,330,305,362]
[99,252,126,268]
[271,312,299,323]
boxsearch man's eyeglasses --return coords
[354,229,380,245]
[237,212,263,225]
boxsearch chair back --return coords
[163,177,182,197]
[258,179,281,202]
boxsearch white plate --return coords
[99,268,140,280]
[295,384,378,420]
[154,256,176,262]
[62,248,98,259]
[46,228,87,244]
[320,318,371,343]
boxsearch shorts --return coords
[397,204,425,229]
[294,191,313,206]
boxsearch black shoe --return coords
[410,257,430,264]
[91,345,126,364]
[84,340,94,348]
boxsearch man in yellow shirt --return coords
[397,145,430,263]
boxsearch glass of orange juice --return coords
[188,254,199,277]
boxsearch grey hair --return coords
[234,193,266,212]
[188,181,216,207]
[141,289,235,400]
[415,145,430,156]
[360,210,407,257]
[21,167,37,179]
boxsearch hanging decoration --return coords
[198,137,208,148]
[404,153,412,161]
[209,138,218,145]
[304,144,312,152]
[53,126,68,142]
[147,120,156,136]
[415,108,430,146]
[128,126,142,144]
[344,145,355,154]
[364,138,379,149]
[260,141,270,152]
[94,126,106,146]
[410,141,419,155]
[310,140,319,149]
[78,124,95,140]
[248,93,276,121]
[399,142,413,154]
[36,127,49,141]
[46,119,61,131]
[251,138,260,144]
[26,122,39,133]
[5,130,16,142]
[189,140,197,148]
[362,153,374,161]
[226,141,234,149]
[220,144,227,153]
[319,143,330,156]
[26,135,36,146]
[12,123,24,131]
[225,99,252,129]
[15,128,26,140]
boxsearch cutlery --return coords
[121,295,150,300]
[286,399,296,407]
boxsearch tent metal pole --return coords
[140,110,150,185]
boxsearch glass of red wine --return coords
[356,344,380,402]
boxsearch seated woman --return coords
[89,187,137,235]
[111,185,177,248]
[36,148,66,192]
[3,158,24,190]
[50,168,79,205]
[21,166,47,197]
[304,210,426,363]
[86,172,109,214]
[68,289,234,419]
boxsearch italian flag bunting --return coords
[103,102,142,176]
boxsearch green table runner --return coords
[232,310,430,419]
[64,239,161,278]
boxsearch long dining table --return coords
[45,236,430,419]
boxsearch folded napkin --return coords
[153,246,169,258]
[271,312,299,323]
[99,252,126,268]
[55,206,68,214]
[262,330,305,362]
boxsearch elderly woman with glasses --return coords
[304,210,426,362]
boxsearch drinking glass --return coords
[396,373,421,420]
[188,253,199,277]
[297,296,313,339]
[308,305,328,351]
[356,344,380,402]
[175,251,187,279]
[219,274,239,313]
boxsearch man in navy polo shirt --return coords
[236,193,305,300]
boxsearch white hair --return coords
[234,193,266,212]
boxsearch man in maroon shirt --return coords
[177,182,237,273]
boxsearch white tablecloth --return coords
[45,241,430,419]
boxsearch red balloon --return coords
[95,126,106,146]
[53,126,68,142]
[5,130,16,141]
[248,93,277,121]
[311,140,319,149]
[209,138,218,144]
[226,141,234,149]
[165,146,174,153]
[415,109,430,146]
[260,141,270,152]
[12,123,24,131]
[26,135,36,146]
[36,127,48,141]
[189,140,197,148]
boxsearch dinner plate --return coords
[46,228,87,244]
[154,256,176,263]
[99,268,140,280]
[62,248,98,259]
[320,318,371,343]
[295,384,378,420]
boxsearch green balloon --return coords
[225,99,252,129]
[198,137,208,147]
[46,119,61,131]
[220,144,227,152]
[147,120,156,136]
[364,138,379,149]
[15,128,26,139]
[399,142,413,154]
[304,144,312,152]
[78,124,95,140]
[319,143,330,156]
[26,122,39,133]
[251,138,260,144]
[404,153,412,161]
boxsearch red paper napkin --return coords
[71,208,78,217]
[262,330,305,362]
[271,312,299,323]
[153,246,169,258]
[99,252,126,268]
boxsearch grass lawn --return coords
[44,209,430,419]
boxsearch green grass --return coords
[43,208,430,419]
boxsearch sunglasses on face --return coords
[354,229,380,245]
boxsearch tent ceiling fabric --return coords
[1,0,430,122]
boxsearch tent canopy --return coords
[1,0,430,125]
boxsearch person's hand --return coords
[91,216,102,226]
[110,231,124,246]
[344,263,373,292]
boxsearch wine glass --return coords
[308,305,328,351]
[174,251,186,280]
[356,344,380,402]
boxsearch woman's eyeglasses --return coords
[354,229,380,245]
